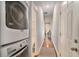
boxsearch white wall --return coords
[32,5,37,49]
[45,16,52,24]
[51,3,61,56]
[45,16,52,35]
[31,4,37,56]
[0,2,1,56]
[36,7,45,53]
[28,1,32,57]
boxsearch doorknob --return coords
[74,39,78,43]
[71,48,78,52]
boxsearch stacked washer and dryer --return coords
[0,1,29,57]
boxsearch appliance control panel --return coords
[1,39,28,57]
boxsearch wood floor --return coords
[38,37,57,57]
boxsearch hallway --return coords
[38,37,57,57]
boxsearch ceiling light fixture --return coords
[46,5,50,9]
[62,1,67,6]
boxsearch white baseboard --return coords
[39,38,45,52]
[33,37,45,57]
[51,39,60,57]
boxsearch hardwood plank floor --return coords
[38,37,57,57]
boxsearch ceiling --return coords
[33,1,61,16]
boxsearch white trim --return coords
[51,39,60,57]
[39,38,45,53]
[32,38,44,57]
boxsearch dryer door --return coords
[6,1,28,30]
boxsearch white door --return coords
[70,2,79,56]
[67,2,73,56]
[60,3,68,56]
[61,2,79,56]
